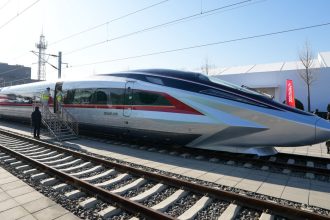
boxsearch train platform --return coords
[0,120,330,212]
[0,167,79,220]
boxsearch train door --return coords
[54,82,63,113]
[123,81,134,117]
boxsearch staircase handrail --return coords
[59,107,79,136]
[41,107,62,142]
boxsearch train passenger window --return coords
[110,88,125,105]
[74,89,93,104]
[133,90,171,106]
[64,89,94,104]
[7,94,16,102]
[91,89,110,105]
[64,89,75,104]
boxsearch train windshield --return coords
[207,76,267,97]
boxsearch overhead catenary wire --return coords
[8,51,31,63]
[31,51,58,70]
[64,0,255,55]
[0,0,11,11]
[48,0,170,46]
[7,0,261,66]
[70,21,330,68]
[0,0,40,31]
[7,0,170,65]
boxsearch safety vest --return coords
[41,91,50,101]
[56,92,63,102]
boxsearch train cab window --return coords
[110,88,125,105]
[91,89,110,105]
[133,90,172,106]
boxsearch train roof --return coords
[132,69,209,82]
[104,69,209,84]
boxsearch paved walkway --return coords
[0,120,330,211]
[0,167,79,220]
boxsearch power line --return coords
[0,0,11,12]
[3,0,169,70]
[70,21,330,68]
[197,0,266,20]
[49,0,170,46]
[64,0,255,55]
[8,51,31,63]
[0,0,40,31]
[7,0,258,67]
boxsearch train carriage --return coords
[1,69,330,155]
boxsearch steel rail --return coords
[0,143,174,220]
[276,152,330,167]
[88,130,330,177]
[83,130,330,174]
[176,145,330,177]
[258,156,330,176]
[0,129,329,220]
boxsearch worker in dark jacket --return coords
[326,141,330,154]
[31,107,42,139]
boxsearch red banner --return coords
[286,79,295,107]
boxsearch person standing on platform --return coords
[326,141,330,154]
[41,87,51,111]
[56,88,63,113]
[31,106,42,139]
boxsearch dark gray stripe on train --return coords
[103,69,312,116]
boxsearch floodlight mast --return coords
[35,34,47,80]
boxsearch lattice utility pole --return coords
[35,34,47,80]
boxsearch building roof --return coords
[209,51,329,76]
[318,51,330,67]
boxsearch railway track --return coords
[0,129,329,219]
[184,149,330,181]
[81,133,330,182]
[1,119,330,182]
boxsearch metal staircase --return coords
[41,107,79,142]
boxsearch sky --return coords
[0,0,330,81]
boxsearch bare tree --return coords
[298,41,317,112]
[201,57,210,75]
[201,57,215,75]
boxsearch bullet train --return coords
[1,69,330,155]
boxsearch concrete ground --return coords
[0,167,79,220]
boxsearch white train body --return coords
[1,69,330,155]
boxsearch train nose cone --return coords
[315,118,330,143]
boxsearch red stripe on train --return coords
[0,90,202,115]
[0,102,203,115]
